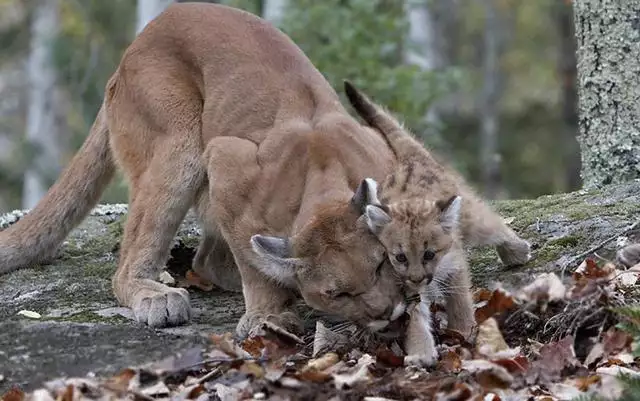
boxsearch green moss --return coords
[45,310,129,325]
[107,215,126,237]
[547,235,582,248]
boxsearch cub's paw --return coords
[131,280,191,327]
[497,238,531,267]
[236,310,303,340]
[617,243,640,268]
[404,349,438,368]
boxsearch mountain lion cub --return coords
[343,81,531,366]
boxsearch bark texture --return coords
[575,0,640,188]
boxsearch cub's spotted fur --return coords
[344,81,531,366]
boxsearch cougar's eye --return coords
[395,253,408,264]
[325,289,350,299]
[423,250,435,261]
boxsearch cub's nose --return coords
[424,272,433,284]
[407,271,432,286]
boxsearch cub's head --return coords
[250,178,407,332]
[364,194,462,294]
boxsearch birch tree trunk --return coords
[23,0,64,209]
[137,0,173,35]
[574,0,640,187]
[479,0,504,199]
[403,0,442,132]
[262,0,286,25]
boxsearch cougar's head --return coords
[250,178,407,332]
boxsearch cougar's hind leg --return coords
[192,190,242,292]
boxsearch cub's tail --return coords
[343,80,424,159]
[0,101,116,274]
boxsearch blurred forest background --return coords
[0,0,579,213]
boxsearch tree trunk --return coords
[479,0,504,199]
[574,0,640,188]
[262,0,286,25]
[554,0,581,191]
[23,0,64,209]
[136,0,173,34]
[403,0,442,134]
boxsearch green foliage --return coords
[53,0,135,143]
[279,0,461,146]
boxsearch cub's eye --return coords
[395,253,408,264]
[423,250,436,261]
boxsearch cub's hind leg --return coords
[461,197,531,266]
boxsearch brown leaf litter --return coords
[3,258,640,401]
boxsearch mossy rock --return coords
[2,180,640,392]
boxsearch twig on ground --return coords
[561,220,640,278]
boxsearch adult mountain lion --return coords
[0,3,406,336]
[0,3,528,338]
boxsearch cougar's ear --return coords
[250,234,301,288]
[436,195,462,232]
[351,178,382,213]
[365,204,392,235]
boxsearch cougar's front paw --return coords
[236,311,303,339]
[497,238,531,267]
[131,280,191,327]
[404,348,438,368]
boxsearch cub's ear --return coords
[250,234,301,288]
[436,195,462,232]
[365,205,392,235]
[351,178,382,213]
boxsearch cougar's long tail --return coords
[0,101,116,274]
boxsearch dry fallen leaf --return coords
[302,352,340,372]
[437,350,462,373]
[179,269,215,292]
[1,387,25,401]
[474,288,517,324]
[158,270,176,285]
[518,272,566,304]
[475,317,510,358]
[461,359,513,389]
[574,374,601,391]
[333,354,375,390]
[313,321,351,357]
[375,346,405,368]
[584,342,604,367]
[104,368,137,393]
[602,327,633,355]
[532,336,581,380]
